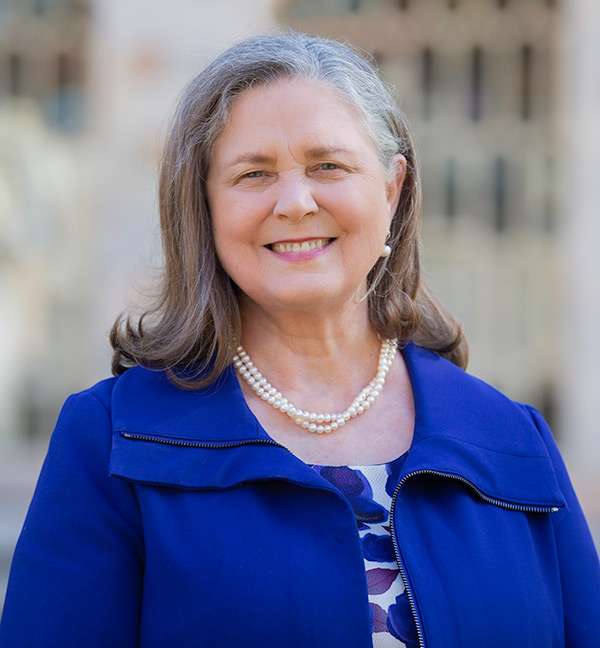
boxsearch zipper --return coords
[121,431,289,450]
[390,475,426,648]
[121,430,352,498]
[388,469,560,648]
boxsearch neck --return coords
[237,296,384,414]
[240,293,378,354]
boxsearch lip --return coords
[266,237,334,261]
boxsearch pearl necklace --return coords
[233,338,397,434]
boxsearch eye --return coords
[243,170,264,178]
[319,163,339,171]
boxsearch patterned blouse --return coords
[311,454,418,648]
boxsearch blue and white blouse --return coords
[311,454,418,648]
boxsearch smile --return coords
[269,238,332,253]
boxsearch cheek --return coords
[211,212,243,277]
[327,178,391,219]
[340,194,391,240]
[211,205,248,251]
[212,192,268,239]
[213,239,247,292]
[212,211,262,284]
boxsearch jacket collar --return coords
[109,343,565,508]
[400,344,564,508]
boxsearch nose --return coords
[273,175,318,221]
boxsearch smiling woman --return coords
[1,31,598,648]
[107,32,467,397]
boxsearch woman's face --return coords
[206,78,405,317]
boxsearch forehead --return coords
[212,78,373,159]
[229,77,362,117]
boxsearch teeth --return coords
[271,238,329,253]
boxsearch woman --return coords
[1,32,598,648]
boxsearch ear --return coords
[385,154,407,224]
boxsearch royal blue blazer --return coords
[1,343,599,647]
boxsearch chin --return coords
[269,283,361,313]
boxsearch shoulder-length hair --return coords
[111,31,468,389]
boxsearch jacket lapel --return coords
[401,343,565,508]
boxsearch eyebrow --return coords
[227,146,357,168]
[305,145,356,159]
[229,152,275,167]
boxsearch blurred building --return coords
[0,0,91,442]
[0,0,599,544]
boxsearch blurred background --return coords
[1,0,599,609]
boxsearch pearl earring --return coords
[380,232,392,258]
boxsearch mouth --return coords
[268,238,333,253]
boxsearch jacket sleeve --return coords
[0,389,144,647]
[526,405,600,646]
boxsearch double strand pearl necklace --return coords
[233,338,397,434]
